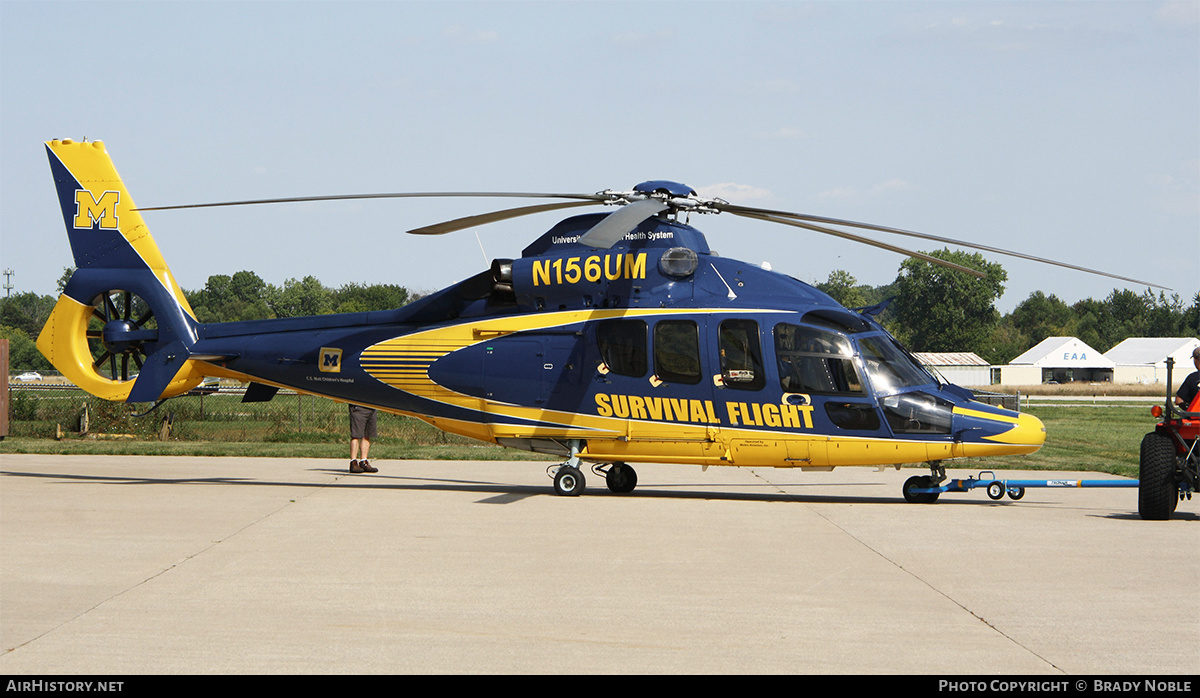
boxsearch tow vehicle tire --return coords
[554,466,585,497]
[1139,432,1178,521]
[987,481,1005,500]
[605,462,637,494]
[903,475,939,504]
[1007,487,1025,500]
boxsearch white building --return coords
[1001,337,1114,385]
[913,352,992,386]
[1103,337,1200,389]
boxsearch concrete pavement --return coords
[1,454,1195,674]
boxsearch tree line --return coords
[183,270,411,322]
[815,249,1199,364]
[0,270,414,372]
[2,255,1197,372]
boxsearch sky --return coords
[2,0,1197,314]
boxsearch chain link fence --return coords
[5,383,467,445]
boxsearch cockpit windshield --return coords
[855,334,938,396]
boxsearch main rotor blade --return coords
[720,203,1168,290]
[578,198,669,249]
[407,200,601,236]
[731,210,988,279]
[134,191,606,212]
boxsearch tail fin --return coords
[38,139,206,403]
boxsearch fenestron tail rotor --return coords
[87,290,158,383]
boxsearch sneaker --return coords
[359,459,378,473]
[349,459,364,473]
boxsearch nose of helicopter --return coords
[1017,411,1046,446]
[994,410,1047,452]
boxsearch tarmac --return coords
[0,454,1196,675]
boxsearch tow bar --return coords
[908,471,1138,501]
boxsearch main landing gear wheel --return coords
[903,475,940,504]
[603,462,638,494]
[553,466,585,496]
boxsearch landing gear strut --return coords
[551,440,587,496]
[548,442,639,496]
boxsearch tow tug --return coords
[1139,357,1199,520]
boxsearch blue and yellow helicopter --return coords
[38,139,1156,500]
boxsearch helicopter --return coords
[37,138,1162,500]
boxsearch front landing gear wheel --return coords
[903,475,940,504]
[554,466,585,496]
[604,462,637,494]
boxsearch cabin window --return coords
[718,319,765,391]
[597,319,647,377]
[653,320,701,384]
[774,323,864,396]
[824,401,881,431]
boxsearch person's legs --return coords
[357,409,378,472]
[349,404,368,472]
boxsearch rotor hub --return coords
[599,181,724,218]
[101,319,139,354]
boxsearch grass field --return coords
[2,401,1159,478]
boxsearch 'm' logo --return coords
[319,347,343,373]
[74,189,120,229]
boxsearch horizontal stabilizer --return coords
[242,382,280,403]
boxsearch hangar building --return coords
[1103,337,1200,389]
[913,352,991,386]
[1000,337,1113,385]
